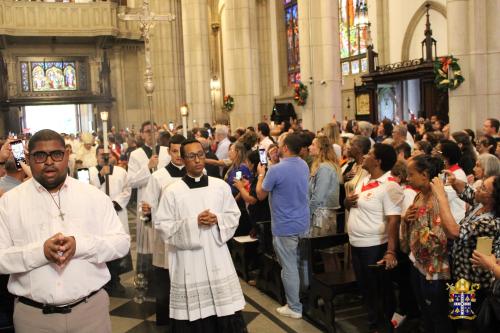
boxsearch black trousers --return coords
[152,266,170,326]
[410,265,455,333]
[0,275,13,328]
[170,311,247,333]
[351,244,396,331]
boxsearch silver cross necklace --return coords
[49,190,65,221]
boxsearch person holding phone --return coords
[225,142,252,236]
[430,172,500,317]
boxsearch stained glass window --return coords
[30,61,77,92]
[339,0,369,75]
[285,0,300,85]
[18,58,87,94]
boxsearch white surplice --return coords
[0,177,130,305]
[127,146,170,254]
[142,165,183,268]
[89,165,131,234]
[155,176,245,321]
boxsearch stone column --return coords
[110,46,127,129]
[181,0,212,127]
[447,0,472,132]
[221,0,260,128]
[149,0,186,126]
[485,0,500,122]
[447,0,498,132]
[297,0,342,131]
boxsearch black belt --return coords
[17,289,100,314]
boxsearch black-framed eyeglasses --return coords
[31,150,65,163]
[184,151,205,161]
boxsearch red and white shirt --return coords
[348,171,403,247]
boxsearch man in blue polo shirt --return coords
[256,133,309,319]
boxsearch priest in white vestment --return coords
[127,121,170,277]
[155,139,247,332]
[142,134,186,326]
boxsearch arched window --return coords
[284,0,300,85]
[339,0,369,76]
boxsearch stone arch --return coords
[401,1,446,61]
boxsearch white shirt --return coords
[215,137,231,161]
[259,136,274,151]
[0,177,130,305]
[445,164,467,224]
[155,176,245,321]
[347,171,403,247]
[89,165,131,234]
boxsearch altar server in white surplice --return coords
[127,121,170,275]
[141,134,186,326]
[88,146,133,295]
[155,139,247,332]
[89,146,131,234]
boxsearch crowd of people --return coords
[0,115,499,333]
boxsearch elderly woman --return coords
[431,172,500,323]
[472,153,500,190]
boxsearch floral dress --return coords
[403,193,451,280]
[452,185,500,289]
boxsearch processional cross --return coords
[118,0,176,132]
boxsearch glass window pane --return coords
[351,60,360,74]
[342,62,350,76]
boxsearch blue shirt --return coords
[262,156,310,236]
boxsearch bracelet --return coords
[258,174,265,178]
[385,250,396,256]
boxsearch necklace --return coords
[49,190,65,221]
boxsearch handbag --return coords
[476,279,500,332]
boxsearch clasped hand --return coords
[197,209,217,227]
[43,233,76,268]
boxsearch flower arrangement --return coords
[293,81,308,106]
[434,55,464,91]
[223,94,234,111]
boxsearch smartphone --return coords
[440,172,448,184]
[207,128,212,137]
[77,168,90,184]
[259,148,268,165]
[368,263,384,268]
[112,144,116,150]
[168,122,174,131]
[235,171,242,180]
[476,237,493,255]
[10,140,26,170]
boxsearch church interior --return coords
[0,0,499,333]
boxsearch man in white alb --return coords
[141,134,186,326]
[0,129,130,333]
[127,121,170,277]
[155,139,247,332]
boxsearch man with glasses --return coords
[141,134,186,327]
[0,129,130,333]
[127,121,171,285]
[155,139,246,332]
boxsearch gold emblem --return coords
[447,278,480,320]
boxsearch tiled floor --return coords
[107,211,369,333]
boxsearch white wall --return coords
[409,9,448,59]
[386,0,447,63]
